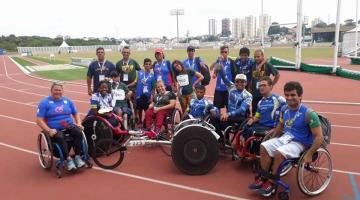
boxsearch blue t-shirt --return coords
[235,58,255,83]
[136,70,155,98]
[153,60,173,87]
[87,60,115,92]
[227,88,252,117]
[256,94,286,128]
[215,59,234,91]
[37,96,77,130]
[282,104,315,146]
[88,93,113,115]
[183,57,203,83]
[189,98,219,118]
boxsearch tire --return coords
[160,109,182,156]
[37,133,53,170]
[92,138,125,169]
[172,125,219,175]
[297,148,332,196]
[87,119,114,157]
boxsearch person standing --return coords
[87,47,115,95]
[153,48,176,92]
[250,49,280,114]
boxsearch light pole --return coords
[170,9,184,41]
[333,0,341,73]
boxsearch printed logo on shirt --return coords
[55,105,64,113]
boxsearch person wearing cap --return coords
[235,47,256,90]
[109,71,133,130]
[87,47,116,96]
[250,49,280,115]
[182,46,206,84]
[153,48,176,92]
[210,73,252,144]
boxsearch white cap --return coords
[235,74,247,81]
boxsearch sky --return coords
[0,0,357,38]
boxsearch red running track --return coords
[0,55,360,200]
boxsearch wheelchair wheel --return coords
[280,162,293,177]
[37,132,53,170]
[89,119,114,156]
[297,148,332,196]
[172,125,219,175]
[160,109,182,156]
[92,138,125,169]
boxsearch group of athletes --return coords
[36,45,324,198]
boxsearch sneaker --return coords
[66,158,77,171]
[74,155,85,168]
[248,176,264,191]
[258,181,276,197]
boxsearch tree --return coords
[314,22,327,28]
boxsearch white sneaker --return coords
[66,159,77,171]
[74,155,85,168]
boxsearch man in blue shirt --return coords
[249,81,323,197]
[210,74,252,143]
[185,84,219,119]
[182,46,206,84]
[211,45,237,109]
[87,47,115,95]
[243,76,286,140]
[235,47,255,90]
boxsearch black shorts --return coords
[214,90,228,109]
[136,95,150,111]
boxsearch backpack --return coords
[195,57,210,86]
[305,109,331,148]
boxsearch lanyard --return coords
[187,58,195,70]
[142,72,151,84]
[285,104,302,128]
[98,60,106,74]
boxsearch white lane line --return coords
[332,125,360,129]
[3,56,87,95]
[331,142,360,148]
[318,111,360,116]
[0,97,86,116]
[0,142,248,200]
[0,85,88,104]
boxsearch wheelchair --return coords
[263,146,332,200]
[37,129,92,178]
[154,108,183,156]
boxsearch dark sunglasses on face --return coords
[235,80,246,83]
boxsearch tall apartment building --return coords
[232,18,242,38]
[208,19,217,36]
[221,18,231,37]
[259,14,271,36]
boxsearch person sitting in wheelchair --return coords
[248,81,323,197]
[183,84,219,120]
[36,82,86,171]
[210,74,252,145]
[89,80,118,127]
[240,76,286,153]
[109,71,133,130]
[144,80,176,138]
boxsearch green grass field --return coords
[34,47,333,81]
[33,68,87,81]
[31,56,68,64]
[12,56,36,66]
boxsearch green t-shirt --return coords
[251,62,279,97]
[115,59,141,88]
[110,82,129,107]
[176,69,195,96]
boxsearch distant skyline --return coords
[0,0,357,38]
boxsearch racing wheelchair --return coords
[81,107,182,169]
[37,128,92,178]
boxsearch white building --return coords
[208,19,217,36]
[232,18,242,39]
[243,15,256,40]
[259,14,271,36]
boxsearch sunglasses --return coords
[221,51,228,54]
[235,80,246,83]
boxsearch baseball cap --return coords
[187,46,195,52]
[109,70,119,77]
[235,74,247,81]
[154,48,163,54]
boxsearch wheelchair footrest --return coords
[260,169,280,181]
